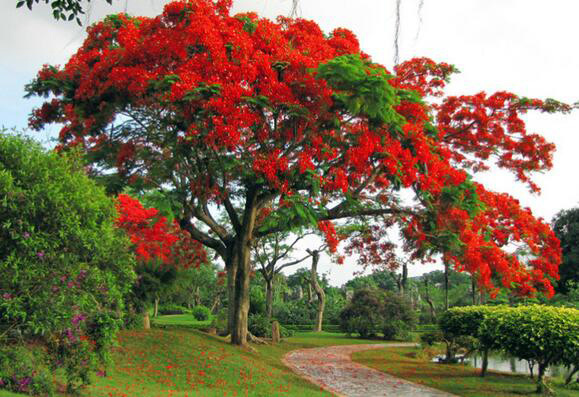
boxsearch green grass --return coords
[352,346,579,397]
[0,328,380,397]
[152,314,213,328]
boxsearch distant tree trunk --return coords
[471,275,477,305]
[423,277,436,322]
[443,261,449,310]
[265,276,274,320]
[210,293,220,314]
[153,296,159,317]
[307,282,313,304]
[309,251,325,332]
[401,263,408,294]
[143,311,150,330]
[194,286,201,306]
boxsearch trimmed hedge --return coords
[282,324,341,332]
[440,305,579,392]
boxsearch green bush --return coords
[191,305,211,321]
[0,345,54,396]
[0,133,135,392]
[339,289,415,340]
[211,308,228,335]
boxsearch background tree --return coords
[253,231,313,319]
[552,207,579,294]
[27,0,570,345]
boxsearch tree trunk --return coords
[210,292,221,314]
[471,275,477,305]
[565,365,578,385]
[228,189,258,346]
[443,261,449,311]
[194,286,201,306]
[423,277,436,323]
[480,349,488,377]
[265,276,274,320]
[536,363,547,393]
[143,311,150,330]
[309,251,325,332]
[153,296,159,318]
[401,263,408,295]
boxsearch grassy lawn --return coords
[0,325,380,397]
[352,346,579,397]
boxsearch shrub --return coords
[211,308,228,335]
[248,314,294,338]
[0,345,54,396]
[0,134,135,392]
[339,289,415,340]
[479,305,579,393]
[191,305,211,321]
[158,304,190,315]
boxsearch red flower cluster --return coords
[115,194,206,267]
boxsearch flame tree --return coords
[26,0,570,345]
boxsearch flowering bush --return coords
[0,133,135,392]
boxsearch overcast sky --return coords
[1,0,578,286]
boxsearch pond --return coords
[466,353,573,379]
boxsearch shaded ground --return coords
[283,343,456,397]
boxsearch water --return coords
[467,353,573,379]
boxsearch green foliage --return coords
[552,207,579,294]
[316,54,404,128]
[248,314,294,338]
[16,0,113,25]
[419,331,443,346]
[191,305,211,321]
[339,289,415,340]
[0,345,54,396]
[0,133,135,391]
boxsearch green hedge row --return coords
[282,324,341,332]
[440,305,578,393]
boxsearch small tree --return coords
[479,305,579,393]
[340,289,415,339]
[0,133,135,392]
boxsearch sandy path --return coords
[283,343,457,397]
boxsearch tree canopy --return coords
[25,0,571,343]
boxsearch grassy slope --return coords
[0,328,380,397]
[352,347,578,397]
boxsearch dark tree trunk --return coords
[265,276,274,320]
[309,251,325,332]
[401,263,408,294]
[536,363,547,393]
[480,349,488,377]
[228,189,258,346]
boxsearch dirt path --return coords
[283,343,456,397]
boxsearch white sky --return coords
[1,0,578,286]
